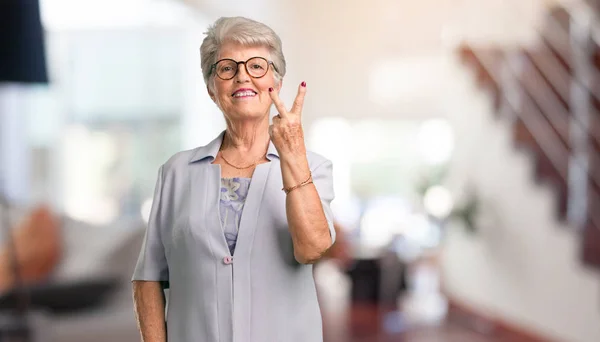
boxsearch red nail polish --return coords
[269,87,273,92]
[301,81,306,87]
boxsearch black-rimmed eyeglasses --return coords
[211,57,277,80]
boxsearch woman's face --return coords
[208,42,281,121]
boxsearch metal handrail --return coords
[528,13,600,148]
[520,56,600,191]
[519,57,570,146]
[541,5,600,102]
[465,49,600,230]
[524,47,570,105]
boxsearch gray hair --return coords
[200,17,286,90]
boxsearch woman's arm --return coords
[133,280,167,342]
[280,155,334,264]
[132,165,169,340]
[269,83,335,264]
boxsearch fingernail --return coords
[301,81,306,87]
[269,87,273,92]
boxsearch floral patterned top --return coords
[219,177,252,255]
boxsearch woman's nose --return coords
[235,64,251,83]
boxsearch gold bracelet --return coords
[282,171,313,195]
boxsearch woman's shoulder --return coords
[161,132,224,172]
[160,143,213,175]
[306,150,332,168]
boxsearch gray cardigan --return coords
[132,131,336,342]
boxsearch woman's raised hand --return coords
[268,82,307,158]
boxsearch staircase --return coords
[456,1,600,269]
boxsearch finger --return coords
[271,115,281,129]
[268,87,288,119]
[290,81,307,115]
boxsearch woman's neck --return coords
[222,116,270,156]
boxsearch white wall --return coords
[441,56,600,342]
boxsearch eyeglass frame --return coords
[210,56,278,80]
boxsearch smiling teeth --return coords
[233,91,256,97]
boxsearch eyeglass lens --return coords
[215,57,269,80]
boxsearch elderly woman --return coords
[131,16,336,342]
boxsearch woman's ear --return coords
[207,85,216,102]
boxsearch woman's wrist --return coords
[282,171,313,194]
[279,153,310,188]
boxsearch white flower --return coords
[221,178,241,201]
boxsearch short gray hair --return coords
[200,17,286,90]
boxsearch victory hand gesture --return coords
[268,82,307,158]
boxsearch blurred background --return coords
[1,0,599,341]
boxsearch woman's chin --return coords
[228,108,269,121]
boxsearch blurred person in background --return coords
[0,206,61,293]
[132,16,336,342]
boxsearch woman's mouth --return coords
[232,89,257,98]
